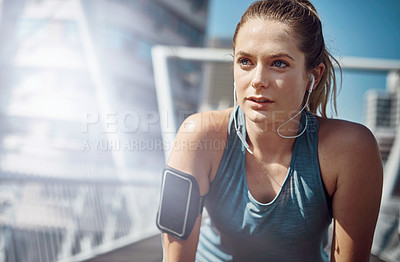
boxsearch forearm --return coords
[163,217,202,262]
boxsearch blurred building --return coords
[200,38,233,111]
[0,0,209,261]
[365,71,400,164]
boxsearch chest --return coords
[245,154,292,204]
[205,164,331,242]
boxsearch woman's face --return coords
[234,18,312,128]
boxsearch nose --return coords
[251,64,269,89]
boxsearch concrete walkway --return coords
[86,234,163,262]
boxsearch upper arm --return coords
[322,122,383,261]
[168,110,228,194]
[163,110,229,261]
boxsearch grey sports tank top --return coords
[196,106,332,262]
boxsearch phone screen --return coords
[159,171,192,236]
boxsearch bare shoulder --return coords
[317,117,379,157]
[176,108,232,140]
[316,116,383,195]
[168,108,232,194]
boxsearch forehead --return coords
[235,18,302,57]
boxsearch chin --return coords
[242,106,274,123]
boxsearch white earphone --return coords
[276,74,315,139]
[308,74,315,93]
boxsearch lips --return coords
[248,96,273,103]
[247,96,273,109]
[250,97,271,103]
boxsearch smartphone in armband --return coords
[156,166,205,240]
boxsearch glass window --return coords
[376,98,392,127]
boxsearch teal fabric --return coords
[196,106,332,262]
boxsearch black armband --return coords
[156,166,205,240]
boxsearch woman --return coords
[162,0,383,261]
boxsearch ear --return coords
[311,63,325,90]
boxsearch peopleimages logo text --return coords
[82,111,163,133]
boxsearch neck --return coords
[244,113,302,158]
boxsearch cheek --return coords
[278,77,307,106]
[233,63,252,82]
[290,87,308,108]
[233,72,249,95]
[233,66,243,83]
[284,73,306,92]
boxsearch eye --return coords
[237,57,252,67]
[272,60,289,68]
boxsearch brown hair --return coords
[233,0,341,117]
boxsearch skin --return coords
[164,18,383,262]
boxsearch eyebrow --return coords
[235,51,295,61]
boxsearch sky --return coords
[206,0,400,124]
